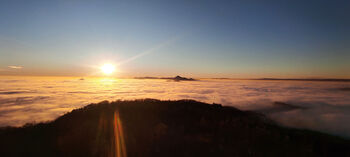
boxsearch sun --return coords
[100,63,116,75]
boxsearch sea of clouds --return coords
[0,76,349,137]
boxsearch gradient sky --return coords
[0,0,349,78]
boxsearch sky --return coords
[0,0,349,78]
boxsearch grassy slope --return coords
[0,99,349,157]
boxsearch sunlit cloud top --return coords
[0,77,349,136]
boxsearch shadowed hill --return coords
[0,99,349,157]
[134,75,196,81]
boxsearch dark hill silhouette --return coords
[0,99,349,157]
[339,87,350,91]
[170,75,195,81]
[134,76,196,81]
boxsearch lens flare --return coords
[114,111,127,157]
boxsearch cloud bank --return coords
[0,77,349,137]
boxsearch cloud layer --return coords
[0,77,349,137]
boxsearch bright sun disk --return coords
[100,63,116,75]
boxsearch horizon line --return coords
[1,75,349,81]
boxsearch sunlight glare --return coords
[100,64,116,75]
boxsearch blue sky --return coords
[0,0,349,78]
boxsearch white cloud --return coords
[0,78,349,137]
[8,65,23,69]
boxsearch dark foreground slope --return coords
[0,99,349,157]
